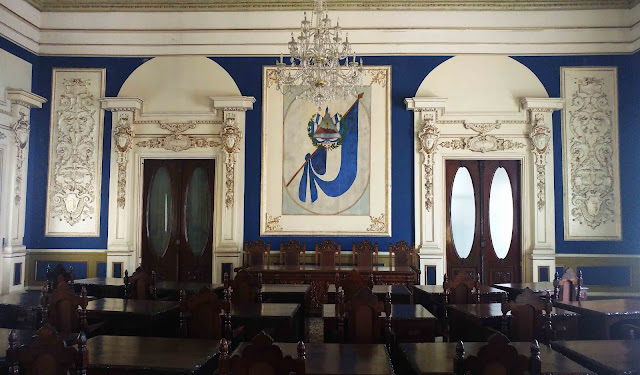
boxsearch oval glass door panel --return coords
[147,166,173,257]
[489,167,514,259]
[451,167,476,259]
[185,167,211,256]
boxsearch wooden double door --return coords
[445,160,521,285]
[141,159,215,283]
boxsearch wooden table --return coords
[86,335,220,374]
[413,285,506,317]
[86,298,179,337]
[0,328,34,368]
[323,304,436,343]
[551,340,640,375]
[155,281,224,299]
[327,284,412,304]
[229,303,303,343]
[447,303,580,341]
[261,284,310,305]
[74,277,125,298]
[233,342,394,375]
[553,299,640,339]
[494,282,588,300]
[398,341,594,374]
[246,265,417,309]
[0,290,43,329]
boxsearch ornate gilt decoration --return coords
[113,112,135,208]
[464,122,501,134]
[12,110,30,205]
[265,213,282,232]
[418,112,439,211]
[49,77,99,226]
[370,70,388,87]
[136,122,221,152]
[367,213,387,232]
[220,116,243,209]
[266,69,278,88]
[529,112,551,210]
[566,76,616,229]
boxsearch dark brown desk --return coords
[86,298,179,317]
[553,299,640,339]
[86,335,220,374]
[327,284,411,304]
[155,281,224,300]
[447,303,580,341]
[323,304,436,343]
[399,341,594,374]
[551,340,640,375]
[494,282,588,300]
[229,302,302,343]
[0,328,34,368]
[86,298,179,337]
[261,284,310,305]
[413,285,506,319]
[0,290,43,329]
[246,265,417,308]
[74,277,125,298]
[233,342,394,375]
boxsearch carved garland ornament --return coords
[49,78,98,226]
[418,112,439,211]
[369,69,388,87]
[567,76,616,229]
[439,122,526,153]
[136,122,221,152]
[529,113,551,210]
[367,213,387,232]
[12,110,30,205]
[265,213,282,232]
[220,116,243,209]
[113,112,135,208]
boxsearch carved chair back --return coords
[8,325,87,375]
[218,331,306,375]
[340,287,384,344]
[231,269,262,304]
[454,333,541,375]
[280,239,305,266]
[500,288,553,343]
[352,240,378,267]
[125,267,156,300]
[338,269,373,303]
[45,280,88,337]
[179,287,227,340]
[315,240,340,267]
[243,240,270,267]
[46,264,74,292]
[555,269,584,302]
[444,273,480,305]
[389,240,416,267]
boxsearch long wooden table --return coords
[553,298,640,339]
[229,303,303,342]
[232,342,394,375]
[327,284,412,304]
[86,335,220,374]
[398,342,594,374]
[494,282,588,301]
[246,265,417,308]
[74,277,126,298]
[413,285,506,319]
[551,340,640,375]
[0,291,43,329]
[86,298,180,337]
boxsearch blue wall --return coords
[1,36,639,256]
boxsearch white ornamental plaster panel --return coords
[406,96,561,284]
[45,69,105,237]
[561,67,622,241]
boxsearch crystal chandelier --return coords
[275,0,363,108]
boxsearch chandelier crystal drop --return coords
[275,0,363,108]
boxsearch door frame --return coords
[407,97,563,284]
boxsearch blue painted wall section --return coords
[538,266,550,282]
[426,265,437,285]
[96,262,107,278]
[13,263,22,286]
[577,266,632,287]
[112,262,123,278]
[1,35,639,258]
[34,261,88,281]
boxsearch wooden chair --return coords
[230,269,262,304]
[500,288,555,343]
[336,269,374,303]
[45,264,74,292]
[219,331,306,375]
[454,333,541,375]
[179,287,231,340]
[352,240,379,267]
[338,287,384,344]
[243,240,270,267]
[553,269,584,302]
[444,272,480,305]
[280,239,305,266]
[43,277,90,340]
[124,267,156,300]
[315,240,340,267]
[8,324,87,375]
[389,240,420,283]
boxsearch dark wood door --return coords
[141,159,215,283]
[445,160,521,285]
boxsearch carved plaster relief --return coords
[220,115,243,209]
[113,112,135,208]
[418,112,439,211]
[136,122,221,152]
[367,213,387,232]
[265,213,282,232]
[438,122,526,152]
[529,112,551,210]
[11,110,29,205]
[46,69,105,237]
[561,67,621,240]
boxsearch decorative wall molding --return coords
[367,213,387,232]
[417,112,439,212]
[529,113,552,211]
[220,115,243,209]
[112,113,135,208]
[438,136,526,152]
[45,69,105,237]
[265,213,282,232]
[561,67,622,240]
[136,122,222,152]
[11,110,29,205]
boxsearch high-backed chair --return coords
[218,331,306,375]
[243,240,270,267]
[553,269,584,302]
[389,240,420,283]
[43,277,90,339]
[454,333,541,375]
[336,269,374,303]
[280,239,305,266]
[500,288,555,343]
[179,287,231,340]
[338,287,384,344]
[230,270,262,304]
[315,240,340,267]
[8,325,87,375]
[124,267,156,300]
[352,240,378,267]
[45,264,74,292]
[444,272,480,305]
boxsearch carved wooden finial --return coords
[454,340,465,375]
[297,340,306,359]
[219,338,229,357]
[530,339,542,374]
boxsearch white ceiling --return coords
[1,0,640,56]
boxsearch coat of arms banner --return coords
[261,66,391,236]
